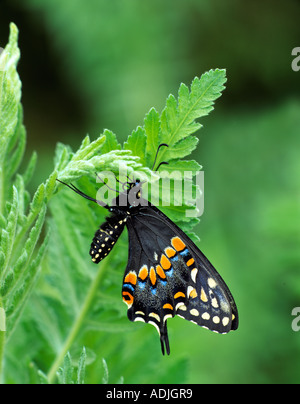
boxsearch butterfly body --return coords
[72,178,238,355]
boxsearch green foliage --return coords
[181,99,300,384]
[0,24,225,383]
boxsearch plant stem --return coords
[47,252,113,384]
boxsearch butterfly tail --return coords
[160,321,170,356]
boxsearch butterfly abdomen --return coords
[90,214,127,263]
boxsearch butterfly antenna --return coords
[151,143,169,171]
[95,172,119,192]
[155,161,169,171]
[56,179,109,208]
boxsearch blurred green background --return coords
[1,0,300,384]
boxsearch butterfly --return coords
[57,145,238,355]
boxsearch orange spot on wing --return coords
[174,291,186,299]
[122,291,134,305]
[124,272,137,285]
[165,247,176,258]
[189,288,198,299]
[187,258,195,266]
[138,265,148,281]
[171,237,186,252]
[160,254,171,270]
[150,266,157,285]
[163,303,173,310]
[156,265,166,279]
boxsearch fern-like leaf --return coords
[0,23,226,384]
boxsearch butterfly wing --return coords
[122,203,238,355]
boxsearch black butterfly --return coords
[57,146,238,355]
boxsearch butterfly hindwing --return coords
[122,202,238,354]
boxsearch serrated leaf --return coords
[24,204,47,258]
[22,151,37,186]
[164,135,199,160]
[158,159,202,175]
[5,208,48,336]
[1,186,19,277]
[0,270,14,297]
[45,170,58,200]
[0,23,21,161]
[53,142,72,170]
[78,134,91,151]
[13,250,28,279]
[14,174,25,222]
[4,109,26,178]
[72,134,106,162]
[76,347,86,385]
[101,129,122,154]
[8,203,47,294]
[158,69,226,162]
[123,126,147,165]
[0,251,5,269]
[57,352,74,384]
[144,107,160,165]
[0,213,6,228]
[29,183,45,214]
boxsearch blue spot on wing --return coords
[179,248,189,257]
[138,281,146,290]
[123,283,135,293]
[165,268,174,277]
[151,287,157,295]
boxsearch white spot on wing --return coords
[208,277,217,289]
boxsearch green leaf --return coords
[0,23,21,162]
[37,370,49,385]
[101,129,122,154]
[72,134,106,162]
[158,159,202,175]
[102,358,109,384]
[157,69,226,163]
[123,126,147,165]
[22,151,37,186]
[0,22,226,385]
[53,142,72,171]
[29,183,45,215]
[5,107,26,180]
[144,107,160,165]
[45,170,58,200]
[57,352,74,384]
[165,135,199,160]
[1,186,19,277]
[76,347,86,385]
